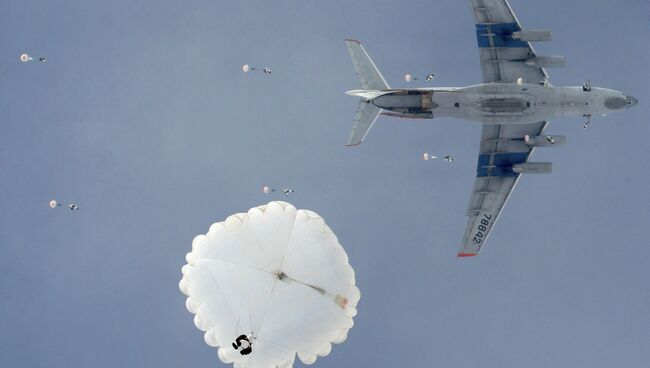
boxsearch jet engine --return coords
[525,56,566,68]
[512,162,552,174]
[512,30,552,42]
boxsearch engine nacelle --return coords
[512,30,552,42]
[524,134,566,147]
[525,55,566,68]
[512,162,552,174]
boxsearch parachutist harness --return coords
[232,334,254,355]
[232,316,255,355]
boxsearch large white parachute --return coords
[179,201,360,368]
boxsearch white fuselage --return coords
[350,82,637,124]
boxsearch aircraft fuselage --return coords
[347,83,637,125]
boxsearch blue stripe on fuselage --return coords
[475,23,528,48]
[477,152,529,177]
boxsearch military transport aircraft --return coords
[344,0,637,257]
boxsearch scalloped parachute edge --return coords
[179,201,360,368]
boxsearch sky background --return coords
[1,0,649,367]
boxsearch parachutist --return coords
[423,153,453,162]
[425,74,434,82]
[232,334,253,355]
[282,188,294,196]
[180,202,359,368]
[545,136,555,144]
[38,57,46,62]
[582,114,591,129]
[263,67,272,74]
[50,200,78,210]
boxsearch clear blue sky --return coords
[1,1,649,367]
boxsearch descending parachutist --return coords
[179,202,360,368]
[49,200,78,211]
[232,334,253,356]
[423,153,453,162]
[20,54,46,63]
[242,64,271,74]
[425,74,435,82]
[582,113,592,129]
[262,186,294,196]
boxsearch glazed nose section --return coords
[625,94,638,108]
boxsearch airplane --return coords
[344,0,638,257]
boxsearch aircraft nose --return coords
[626,95,638,108]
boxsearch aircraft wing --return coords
[457,1,555,256]
[458,122,547,257]
[470,0,549,84]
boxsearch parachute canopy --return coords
[423,153,436,161]
[404,73,414,82]
[179,201,360,368]
[49,200,59,208]
[262,185,271,194]
[242,64,251,73]
[20,53,33,62]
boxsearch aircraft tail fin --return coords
[347,100,382,146]
[345,39,390,90]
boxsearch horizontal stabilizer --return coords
[345,39,390,90]
[347,100,382,146]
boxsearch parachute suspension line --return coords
[278,272,348,308]
[241,212,301,356]
[252,213,300,339]
[256,338,319,356]
[210,257,275,276]
[249,341,295,362]
[203,268,241,337]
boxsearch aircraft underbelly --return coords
[441,91,543,124]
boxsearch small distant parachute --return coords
[49,199,78,211]
[179,201,360,368]
[20,53,46,63]
[242,64,256,73]
[405,73,435,83]
[262,185,294,196]
[20,53,33,62]
[404,73,417,82]
[242,64,271,74]
[423,153,453,162]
